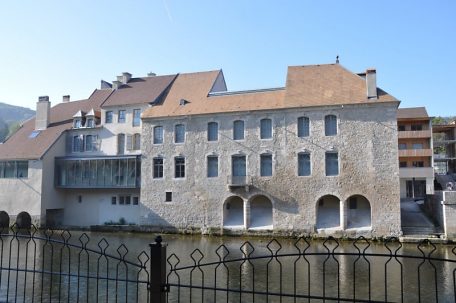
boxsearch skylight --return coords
[29,130,41,139]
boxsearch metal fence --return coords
[1,226,456,302]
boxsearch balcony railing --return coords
[55,156,141,189]
[227,175,251,187]
[398,130,432,139]
[398,149,433,157]
[399,167,434,178]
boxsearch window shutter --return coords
[126,135,133,151]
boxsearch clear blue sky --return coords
[0,1,454,116]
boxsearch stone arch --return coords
[0,211,10,229]
[346,195,371,229]
[316,195,341,229]
[223,196,244,229]
[249,195,273,229]
[16,212,32,230]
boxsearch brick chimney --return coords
[366,68,377,99]
[35,96,50,130]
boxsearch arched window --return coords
[297,117,310,137]
[175,124,185,143]
[133,133,141,150]
[325,115,337,136]
[117,133,125,155]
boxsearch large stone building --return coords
[140,64,402,237]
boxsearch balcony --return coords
[399,167,434,178]
[227,175,251,188]
[55,156,141,189]
[398,130,432,139]
[398,149,433,157]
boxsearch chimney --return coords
[35,96,51,130]
[112,80,122,90]
[366,68,377,99]
[147,72,156,77]
[62,95,70,103]
[121,72,132,84]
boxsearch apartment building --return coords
[0,72,177,227]
[397,107,434,199]
[433,122,456,176]
[140,64,402,237]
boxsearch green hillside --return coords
[0,102,35,142]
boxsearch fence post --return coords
[150,235,167,303]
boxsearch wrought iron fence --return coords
[0,225,150,302]
[1,226,456,303]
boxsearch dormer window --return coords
[73,119,82,128]
[73,110,84,129]
[86,118,94,128]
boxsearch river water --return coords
[0,231,455,302]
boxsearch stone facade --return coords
[140,102,401,238]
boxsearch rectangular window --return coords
[175,157,185,178]
[119,196,125,205]
[133,197,139,205]
[85,135,97,152]
[117,134,125,155]
[153,158,164,179]
[325,115,337,136]
[298,117,310,137]
[133,109,141,127]
[125,196,131,205]
[298,153,311,176]
[105,111,113,124]
[111,196,117,205]
[260,154,272,176]
[398,125,406,131]
[207,156,218,177]
[118,110,126,123]
[133,134,141,150]
[413,161,424,167]
[398,143,407,150]
[4,161,15,178]
[325,152,339,176]
[232,155,246,177]
[260,118,272,139]
[154,126,163,144]
[175,124,185,143]
[74,119,82,128]
[165,192,172,202]
[207,122,218,141]
[412,143,424,149]
[411,124,423,131]
[86,118,94,128]
[399,161,407,168]
[233,120,244,140]
[73,135,84,152]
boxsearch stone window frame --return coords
[153,125,164,145]
[207,121,219,142]
[324,114,338,136]
[174,123,186,144]
[231,153,248,178]
[297,116,310,138]
[259,152,273,177]
[260,117,273,140]
[174,155,186,179]
[297,151,311,177]
[233,120,245,141]
[207,154,219,178]
[153,156,164,179]
[325,150,339,176]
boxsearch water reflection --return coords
[0,231,455,302]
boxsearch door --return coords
[406,180,414,198]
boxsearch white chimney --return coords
[366,68,377,99]
[62,95,70,103]
[112,80,122,90]
[35,96,50,130]
[121,72,132,84]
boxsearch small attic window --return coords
[179,99,189,106]
[29,130,41,139]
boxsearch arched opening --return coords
[16,212,32,230]
[223,196,244,229]
[0,211,9,229]
[249,195,273,229]
[346,195,371,229]
[316,195,341,229]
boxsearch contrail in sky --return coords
[163,0,173,23]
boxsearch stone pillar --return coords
[244,199,250,229]
[340,199,347,230]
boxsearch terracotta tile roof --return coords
[142,70,224,118]
[397,107,429,120]
[0,89,111,160]
[143,64,398,119]
[102,74,177,107]
[284,64,397,107]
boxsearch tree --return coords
[432,116,446,125]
